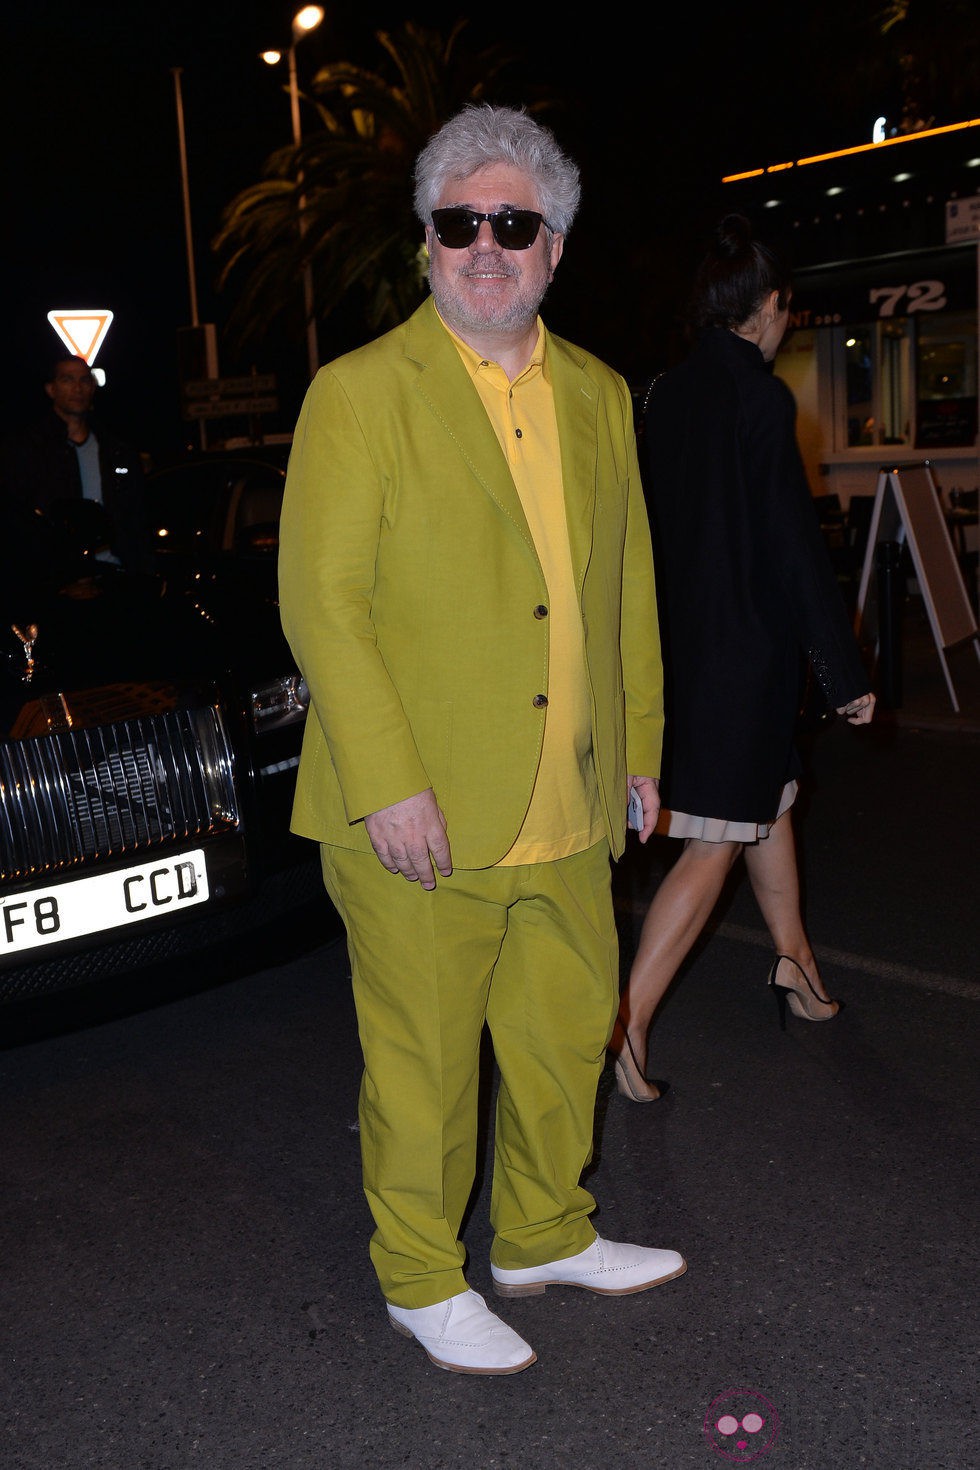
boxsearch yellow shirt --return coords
[445,319,603,863]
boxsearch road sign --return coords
[945,194,980,243]
[183,375,277,399]
[183,396,279,420]
[47,309,114,364]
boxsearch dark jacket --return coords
[643,326,868,823]
[0,407,150,573]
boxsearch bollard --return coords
[875,540,904,707]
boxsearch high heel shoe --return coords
[609,1021,669,1103]
[767,954,841,1031]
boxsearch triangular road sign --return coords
[47,309,114,365]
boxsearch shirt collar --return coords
[437,313,547,385]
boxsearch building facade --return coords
[721,119,980,522]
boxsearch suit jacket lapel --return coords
[548,331,599,589]
[404,301,535,554]
[402,301,601,582]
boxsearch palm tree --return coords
[212,20,551,359]
[796,0,980,140]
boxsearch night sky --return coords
[2,1,889,460]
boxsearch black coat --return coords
[643,327,868,824]
[0,407,150,573]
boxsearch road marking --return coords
[618,895,978,998]
[716,921,980,999]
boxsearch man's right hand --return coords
[364,788,453,889]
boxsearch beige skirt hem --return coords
[656,780,798,844]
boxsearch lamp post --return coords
[171,67,199,329]
[263,5,324,383]
[171,65,216,450]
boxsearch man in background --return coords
[0,353,150,571]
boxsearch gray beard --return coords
[428,266,546,339]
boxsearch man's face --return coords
[424,163,564,340]
[46,360,96,419]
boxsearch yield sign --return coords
[47,309,114,365]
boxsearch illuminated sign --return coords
[789,255,974,327]
[722,114,980,183]
[946,194,980,243]
[47,309,114,365]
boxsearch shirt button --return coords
[532,694,548,708]
[515,428,523,438]
[533,604,548,619]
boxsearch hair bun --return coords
[716,212,753,258]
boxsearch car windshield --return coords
[146,459,285,557]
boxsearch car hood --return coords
[1,570,225,732]
[1,520,290,741]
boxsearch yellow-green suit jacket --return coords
[278,297,663,868]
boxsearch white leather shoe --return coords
[387,1288,537,1374]
[491,1235,687,1298]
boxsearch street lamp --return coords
[171,66,218,449]
[262,5,324,383]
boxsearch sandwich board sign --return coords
[47,310,114,366]
[855,461,980,711]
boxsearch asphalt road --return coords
[2,715,978,1470]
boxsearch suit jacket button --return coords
[532,694,548,708]
[533,604,548,619]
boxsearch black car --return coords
[0,463,323,1009]
[145,446,290,566]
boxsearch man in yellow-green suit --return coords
[278,104,687,1377]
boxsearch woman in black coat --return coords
[610,213,875,1103]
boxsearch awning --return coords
[790,245,977,328]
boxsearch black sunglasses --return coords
[430,208,549,251]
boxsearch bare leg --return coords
[613,837,743,1093]
[742,809,835,1004]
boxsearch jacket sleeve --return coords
[619,379,665,777]
[756,381,868,705]
[278,368,431,824]
[102,431,152,574]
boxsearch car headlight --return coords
[250,673,310,733]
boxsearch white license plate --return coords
[1,849,210,955]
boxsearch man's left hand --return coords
[628,775,661,843]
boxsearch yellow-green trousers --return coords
[320,841,619,1308]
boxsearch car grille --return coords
[0,705,239,883]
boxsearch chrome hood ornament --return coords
[11,623,38,683]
